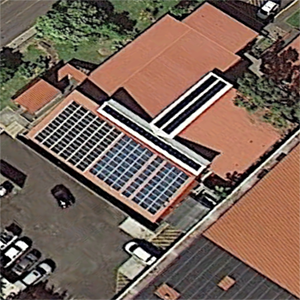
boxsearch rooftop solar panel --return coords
[162,81,227,134]
[101,105,201,172]
[154,75,217,128]
[34,101,121,171]
[90,136,189,215]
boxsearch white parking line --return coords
[1,0,10,5]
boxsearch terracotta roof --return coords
[14,79,60,114]
[89,3,256,117]
[183,3,257,53]
[179,89,279,178]
[204,145,300,297]
[58,64,87,84]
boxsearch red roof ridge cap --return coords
[120,17,190,91]
[182,20,242,57]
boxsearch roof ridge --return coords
[119,16,190,96]
[182,20,240,57]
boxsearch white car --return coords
[1,237,32,268]
[124,241,157,265]
[15,260,55,290]
[0,231,18,252]
[257,1,279,19]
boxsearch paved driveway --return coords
[0,134,130,300]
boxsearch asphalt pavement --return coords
[0,0,56,48]
[135,237,297,300]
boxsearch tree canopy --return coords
[235,72,299,128]
[0,48,23,85]
[36,0,122,45]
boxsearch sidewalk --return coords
[5,27,36,50]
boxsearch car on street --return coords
[124,241,158,265]
[1,237,32,268]
[11,249,41,276]
[51,184,75,209]
[0,223,22,251]
[257,1,279,19]
[14,259,56,290]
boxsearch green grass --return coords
[286,10,300,28]
[110,0,180,31]
[54,39,106,64]
[23,44,47,62]
[0,72,30,110]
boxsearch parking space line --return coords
[229,272,259,300]
[185,255,235,298]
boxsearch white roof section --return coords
[97,100,210,176]
[151,72,232,138]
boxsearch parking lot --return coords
[136,237,297,300]
[0,134,131,299]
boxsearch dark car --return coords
[12,249,41,276]
[51,185,75,209]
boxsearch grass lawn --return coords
[23,44,47,62]
[0,72,30,110]
[54,39,106,64]
[110,0,180,31]
[286,10,300,28]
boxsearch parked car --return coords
[0,223,22,251]
[51,184,75,209]
[124,241,158,265]
[11,249,41,276]
[257,1,279,19]
[0,181,14,198]
[1,237,32,268]
[15,259,55,290]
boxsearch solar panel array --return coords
[154,75,218,128]
[90,136,189,215]
[35,101,122,171]
[162,81,227,134]
[102,105,201,172]
[35,101,190,216]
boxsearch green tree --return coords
[36,0,109,45]
[0,48,23,85]
[18,56,49,79]
[215,186,231,200]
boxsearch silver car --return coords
[20,259,55,286]
[12,249,41,276]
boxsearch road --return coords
[0,0,56,48]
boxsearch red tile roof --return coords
[14,79,60,114]
[183,3,257,53]
[179,89,279,178]
[89,3,257,117]
[58,64,87,84]
[204,145,300,297]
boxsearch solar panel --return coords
[90,136,189,215]
[102,105,201,172]
[90,135,153,191]
[162,81,227,134]
[154,75,217,128]
[34,101,121,171]
[132,163,189,215]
